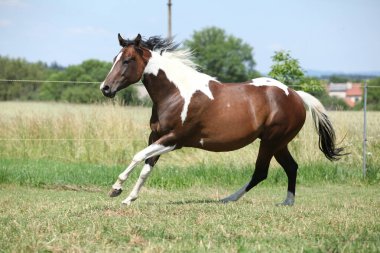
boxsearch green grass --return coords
[1,158,378,191]
[0,184,379,252]
[1,102,379,252]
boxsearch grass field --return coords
[0,101,379,252]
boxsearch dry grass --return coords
[0,101,379,170]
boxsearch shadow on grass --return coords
[166,199,220,205]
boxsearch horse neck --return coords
[142,71,178,104]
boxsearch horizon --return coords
[0,0,379,74]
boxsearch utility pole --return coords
[167,0,172,40]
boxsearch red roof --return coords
[346,85,362,97]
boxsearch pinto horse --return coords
[100,34,344,205]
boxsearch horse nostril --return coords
[102,85,110,92]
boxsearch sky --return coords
[0,0,379,74]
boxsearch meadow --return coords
[0,101,379,252]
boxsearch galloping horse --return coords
[100,34,344,205]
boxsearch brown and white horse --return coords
[100,34,344,205]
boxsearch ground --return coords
[1,184,379,252]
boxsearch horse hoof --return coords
[276,201,294,207]
[109,188,122,197]
[122,196,137,205]
[219,197,234,204]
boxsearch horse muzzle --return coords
[100,83,116,98]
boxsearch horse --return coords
[100,33,345,206]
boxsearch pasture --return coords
[0,101,379,252]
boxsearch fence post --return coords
[362,81,368,177]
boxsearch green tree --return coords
[268,50,305,87]
[268,50,324,95]
[0,56,50,100]
[39,60,112,103]
[184,27,259,82]
[329,75,349,83]
[268,50,350,110]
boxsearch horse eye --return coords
[123,59,134,65]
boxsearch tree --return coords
[39,60,113,103]
[268,50,305,87]
[0,56,50,100]
[268,50,324,96]
[268,50,351,110]
[184,27,259,82]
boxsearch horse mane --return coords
[143,36,199,71]
[121,35,180,52]
[142,36,180,52]
[121,35,197,70]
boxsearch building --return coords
[328,82,362,107]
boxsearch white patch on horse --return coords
[112,143,175,191]
[250,77,289,95]
[144,50,220,123]
[133,143,176,162]
[199,138,204,146]
[100,52,123,89]
[122,163,153,205]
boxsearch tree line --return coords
[0,56,143,105]
[1,26,379,109]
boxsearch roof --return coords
[346,85,362,97]
[329,83,347,92]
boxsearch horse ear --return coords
[134,34,142,47]
[118,33,127,47]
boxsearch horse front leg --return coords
[121,156,159,205]
[109,133,176,204]
[120,132,161,205]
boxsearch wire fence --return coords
[1,78,379,176]
[2,78,380,87]
[0,79,100,84]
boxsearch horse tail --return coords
[296,90,346,161]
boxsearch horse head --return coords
[100,34,151,98]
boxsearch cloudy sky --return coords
[0,0,379,74]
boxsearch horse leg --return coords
[121,155,160,205]
[274,146,298,206]
[221,142,274,203]
[109,133,175,199]
[119,132,162,205]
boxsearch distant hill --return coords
[305,69,380,79]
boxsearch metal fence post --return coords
[362,81,368,177]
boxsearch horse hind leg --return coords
[274,146,298,206]
[221,142,274,203]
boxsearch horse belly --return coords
[197,108,262,152]
[183,83,267,152]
